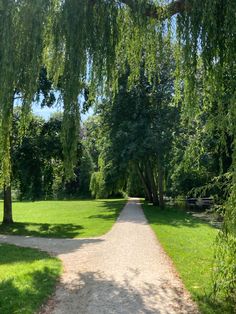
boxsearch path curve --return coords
[0,199,199,313]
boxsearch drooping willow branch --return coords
[89,0,187,19]
[120,0,187,19]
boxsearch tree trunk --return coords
[3,184,13,224]
[146,160,159,206]
[157,156,164,208]
[137,164,153,203]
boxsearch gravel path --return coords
[0,199,199,314]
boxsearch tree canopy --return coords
[0,0,235,180]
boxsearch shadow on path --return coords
[0,235,104,255]
[47,271,197,314]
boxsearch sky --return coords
[32,103,94,122]
[14,90,94,122]
[32,103,61,120]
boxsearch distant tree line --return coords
[2,110,94,201]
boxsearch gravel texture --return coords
[0,199,199,314]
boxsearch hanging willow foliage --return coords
[0,0,51,185]
[0,0,235,302]
[43,0,120,177]
[175,0,236,303]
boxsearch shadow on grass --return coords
[0,243,53,265]
[88,200,126,221]
[195,293,234,314]
[87,213,119,220]
[142,202,212,229]
[0,222,84,238]
[0,266,59,314]
[0,200,126,237]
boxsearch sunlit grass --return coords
[142,202,232,314]
[0,199,125,238]
[0,243,61,314]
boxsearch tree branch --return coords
[120,0,187,19]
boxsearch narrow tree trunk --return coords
[3,184,13,224]
[157,157,164,208]
[137,164,153,203]
[2,96,14,224]
[146,160,159,206]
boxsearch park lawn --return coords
[0,199,125,238]
[0,243,61,314]
[142,202,231,314]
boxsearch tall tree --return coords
[92,54,176,205]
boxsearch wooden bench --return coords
[186,197,214,209]
[186,198,197,206]
[197,198,214,207]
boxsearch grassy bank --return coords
[0,199,125,238]
[142,203,232,314]
[0,244,61,314]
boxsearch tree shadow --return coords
[87,213,119,220]
[0,234,104,255]
[143,202,214,229]
[0,243,55,265]
[0,222,85,238]
[87,199,126,221]
[0,266,59,314]
[48,271,198,313]
[0,199,126,237]
[97,199,126,210]
[194,293,234,314]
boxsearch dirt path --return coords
[0,199,199,313]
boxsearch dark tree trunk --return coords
[2,96,14,224]
[137,164,153,203]
[146,160,159,206]
[157,157,164,208]
[3,184,13,224]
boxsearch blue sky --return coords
[14,90,93,122]
[32,103,62,120]
[32,103,93,122]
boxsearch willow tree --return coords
[0,0,52,223]
[0,0,235,303]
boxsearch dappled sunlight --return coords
[0,199,126,238]
[0,245,61,314]
[1,198,199,314]
[49,270,196,314]
[0,267,59,313]
[143,203,212,229]
[0,222,85,238]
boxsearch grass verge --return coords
[0,243,61,314]
[142,202,232,314]
[0,199,125,238]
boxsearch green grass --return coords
[0,243,61,314]
[0,199,125,238]
[142,203,232,314]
